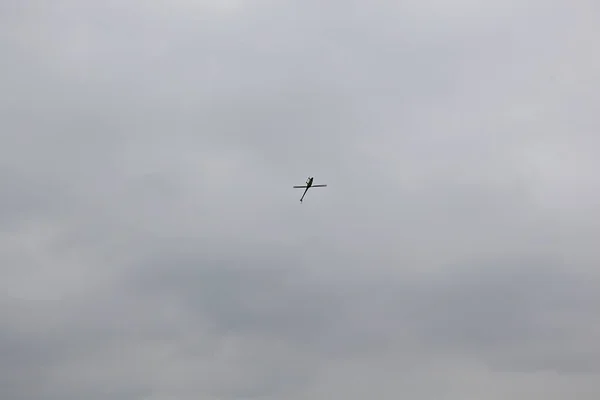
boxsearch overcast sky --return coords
[2,1,600,399]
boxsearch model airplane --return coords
[293,176,327,203]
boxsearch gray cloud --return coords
[2,0,600,399]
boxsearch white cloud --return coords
[2,0,600,398]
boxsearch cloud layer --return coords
[2,1,600,399]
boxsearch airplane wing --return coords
[293,185,308,188]
[311,185,327,187]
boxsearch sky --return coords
[1,0,600,399]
